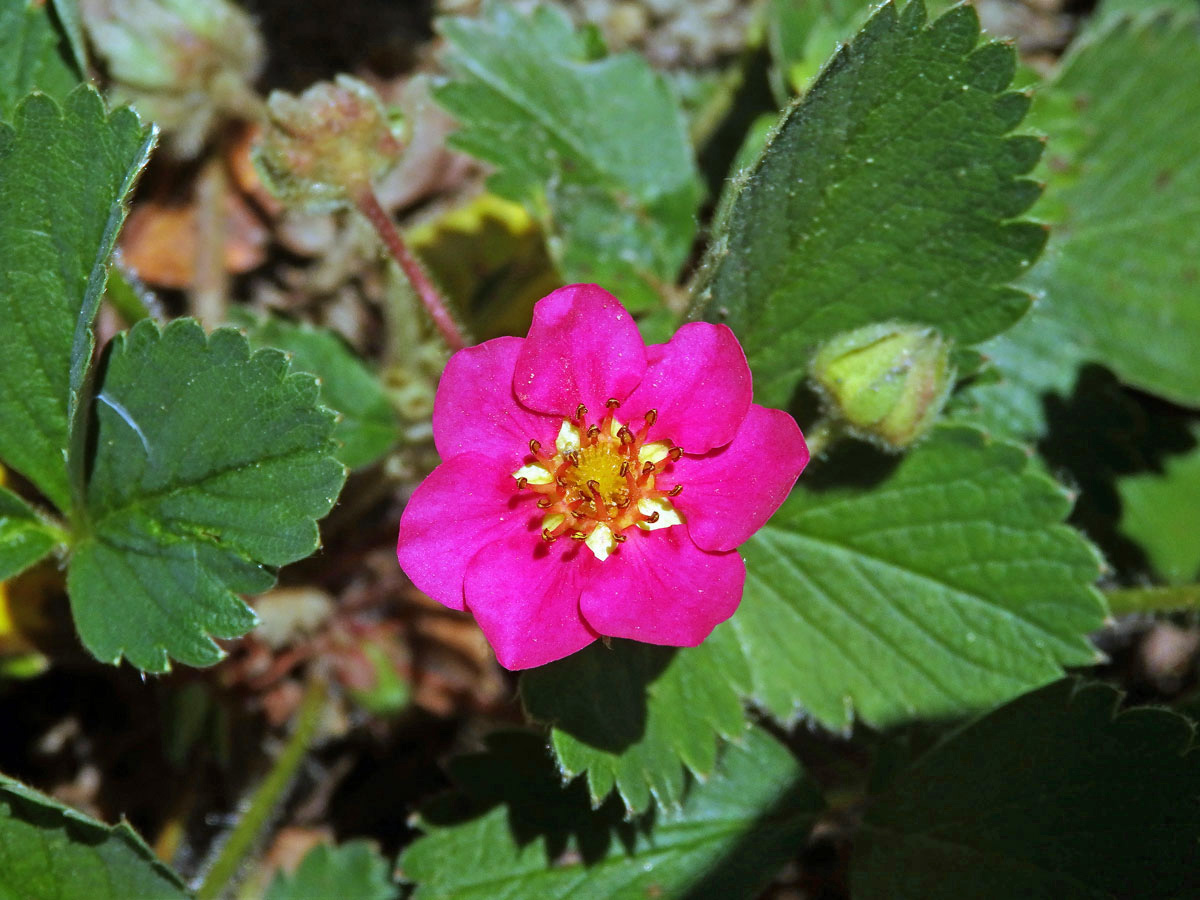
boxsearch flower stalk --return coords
[352,186,466,352]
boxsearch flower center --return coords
[512,400,684,561]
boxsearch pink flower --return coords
[396,284,809,670]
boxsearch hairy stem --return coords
[195,676,327,900]
[1105,584,1200,616]
[353,186,466,352]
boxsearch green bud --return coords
[810,322,955,450]
[254,76,407,212]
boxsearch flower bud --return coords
[254,76,407,212]
[810,322,955,450]
[80,0,265,158]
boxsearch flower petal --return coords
[397,454,535,611]
[671,404,809,552]
[580,527,745,646]
[434,336,560,468]
[621,322,752,453]
[465,532,599,669]
[514,284,647,417]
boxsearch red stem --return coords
[353,187,466,351]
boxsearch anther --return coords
[529,439,541,454]
[576,404,588,420]
[606,398,621,408]
[570,531,588,541]
[644,511,660,524]
[669,484,683,496]
[566,451,580,466]
[667,447,683,462]
[613,533,627,543]
[642,460,656,476]
[617,426,634,444]
[619,460,630,476]
[537,497,553,508]
[516,476,528,490]
[644,409,657,426]
[586,424,600,438]
[541,528,557,543]
[616,497,631,509]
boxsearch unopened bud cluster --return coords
[80,0,264,158]
[254,76,407,211]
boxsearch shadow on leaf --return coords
[520,640,675,754]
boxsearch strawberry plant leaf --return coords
[0,86,153,511]
[1021,9,1200,405]
[730,425,1105,730]
[853,679,1200,899]
[0,0,82,119]
[520,638,749,814]
[0,485,60,581]
[67,319,346,672]
[49,0,89,78]
[435,1,701,311]
[693,0,1045,408]
[265,841,398,900]
[399,727,822,900]
[0,771,190,899]
[236,313,400,470]
[958,9,1200,438]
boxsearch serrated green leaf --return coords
[400,727,822,900]
[0,0,82,119]
[67,319,346,671]
[235,313,400,469]
[0,86,153,511]
[1025,10,1200,405]
[0,486,59,580]
[1118,427,1200,584]
[265,841,397,900]
[0,771,190,900]
[853,679,1200,899]
[693,1,1045,408]
[435,1,701,311]
[727,425,1105,730]
[961,10,1200,435]
[521,638,749,814]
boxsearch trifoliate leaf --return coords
[67,319,346,671]
[399,727,822,900]
[728,425,1105,730]
[693,1,1045,408]
[235,313,400,469]
[853,679,1200,899]
[0,486,59,581]
[0,771,190,900]
[0,87,153,511]
[961,10,1200,436]
[265,841,398,900]
[0,0,82,119]
[521,638,749,814]
[1118,427,1200,584]
[435,2,701,311]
